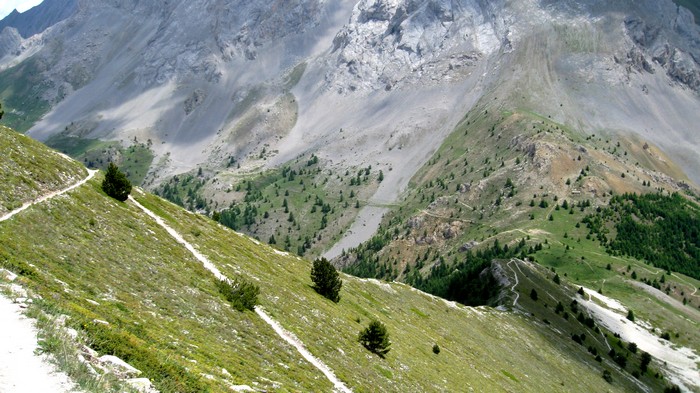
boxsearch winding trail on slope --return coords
[129,195,352,393]
[0,169,97,222]
[670,274,700,299]
[1,168,97,393]
[506,260,520,308]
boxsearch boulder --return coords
[98,355,142,378]
[126,378,158,393]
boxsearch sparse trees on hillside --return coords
[311,257,342,302]
[102,162,132,201]
[359,320,391,358]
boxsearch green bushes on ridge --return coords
[583,192,700,279]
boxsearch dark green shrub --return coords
[311,257,342,302]
[359,320,391,358]
[102,162,132,201]
[529,288,538,301]
[602,370,613,384]
[640,351,652,373]
[432,344,440,354]
[217,277,259,311]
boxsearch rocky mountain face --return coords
[0,0,77,38]
[1,0,699,239]
[0,27,22,59]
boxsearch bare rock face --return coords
[327,0,500,92]
[0,0,697,192]
[97,355,142,378]
[0,27,21,59]
[625,14,700,91]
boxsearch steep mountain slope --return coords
[339,106,700,389]
[0,0,697,184]
[0,125,86,216]
[1,0,697,262]
[0,126,668,392]
[0,0,77,38]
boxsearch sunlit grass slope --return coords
[0,128,637,392]
[0,126,86,215]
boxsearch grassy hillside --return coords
[0,59,52,132]
[153,154,378,258]
[0,126,654,392]
[339,102,700,390]
[0,126,86,215]
[46,134,154,186]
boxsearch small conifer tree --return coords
[530,288,538,301]
[102,162,132,201]
[359,320,391,358]
[311,257,342,302]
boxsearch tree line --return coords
[583,192,700,279]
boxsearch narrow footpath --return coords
[129,194,353,393]
[0,169,96,393]
[1,169,97,222]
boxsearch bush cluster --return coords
[217,277,260,311]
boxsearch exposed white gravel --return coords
[0,295,78,393]
[578,286,700,391]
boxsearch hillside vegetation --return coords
[0,126,86,216]
[154,154,380,258]
[0,125,652,392]
[46,134,154,186]
[339,101,700,390]
[583,192,700,279]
